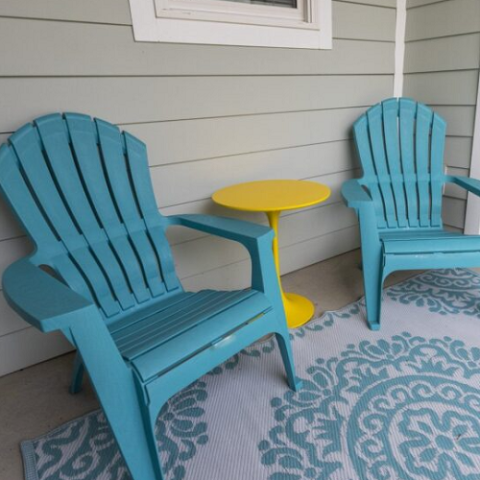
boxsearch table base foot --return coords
[283,292,315,329]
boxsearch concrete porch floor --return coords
[0,249,419,480]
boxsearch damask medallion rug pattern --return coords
[22,269,480,480]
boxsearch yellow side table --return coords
[212,179,331,328]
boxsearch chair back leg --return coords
[70,351,85,394]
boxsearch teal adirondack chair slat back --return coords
[0,113,181,319]
[354,98,447,230]
[0,112,303,480]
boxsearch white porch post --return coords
[464,68,480,234]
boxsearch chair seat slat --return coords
[383,235,480,255]
[121,290,271,382]
[114,291,236,352]
[121,291,256,359]
[109,291,196,334]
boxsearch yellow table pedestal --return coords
[212,180,331,329]
[267,211,315,328]
[282,292,315,329]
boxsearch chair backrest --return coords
[354,97,447,230]
[0,113,181,320]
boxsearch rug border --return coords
[21,440,39,480]
[20,408,104,480]
[20,267,476,480]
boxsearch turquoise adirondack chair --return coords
[342,97,480,330]
[0,113,301,480]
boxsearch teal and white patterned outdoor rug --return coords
[22,269,480,480]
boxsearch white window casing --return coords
[129,0,332,49]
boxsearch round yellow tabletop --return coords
[212,179,330,213]
[212,179,331,329]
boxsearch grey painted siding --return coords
[0,0,395,376]
[404,0,480,231]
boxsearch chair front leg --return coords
[248,236,303,391]
[275,331,303,391]
[361,249,384,331]
[358,207,384,331]
[69,317,165,480]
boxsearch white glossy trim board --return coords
[464,65,480,234]
[394,0,406,97]
[129,0,332,49]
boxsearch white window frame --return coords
[155,0,310,30]
[129,0,332,49]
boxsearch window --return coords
[129,0,332,49]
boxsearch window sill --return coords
[129,0,332,49]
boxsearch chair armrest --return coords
[3,258,97,333]
[341,179,374,209]
[450,176,480,197]
[167,214,280,302]
[4,260,138,420]
[342,179,380,244]
[167,214,274,247]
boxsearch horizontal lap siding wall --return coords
[403,0,480,231]
[0,0,395,376]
